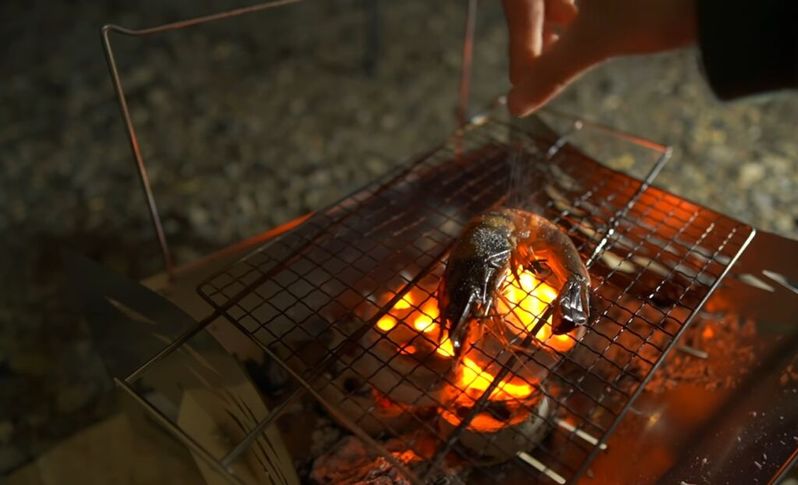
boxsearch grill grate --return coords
[197,117,753,483]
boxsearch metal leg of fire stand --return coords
[100,0,302,280]
[363,0,381,76]
[457,0,478,126]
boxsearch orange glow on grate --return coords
[459,357,534,400]
[394,293,414,310]
[376,314,397,331]
[372,266,579,410]
[435,336,455,358]
[499,268,577,353]
[412,300,439,333]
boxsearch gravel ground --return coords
[1,0,796,475]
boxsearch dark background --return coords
[1,0,796,474]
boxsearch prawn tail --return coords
[552,273,590,335]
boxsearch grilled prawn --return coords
[438,208,590,357]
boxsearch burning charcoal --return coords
[644,313,759,393]
[309,418,344,459]
[438,390,551,463]
[333,322,456,407]
[318,365,419,437]
[332,284,458,408]
[310,436,413,485]
[310,435,453,485]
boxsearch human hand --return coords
[502,0,698,116]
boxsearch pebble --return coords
[188,206,210,228]
[738,163,766,188]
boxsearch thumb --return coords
[507,31,606,117]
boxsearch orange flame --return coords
[373,268,578,402]
[459,357,533,400]
[499,269,577,353]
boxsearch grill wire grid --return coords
[197,118,753,483]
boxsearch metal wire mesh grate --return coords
[197,116,753,483]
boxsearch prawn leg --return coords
[553,273,590,334]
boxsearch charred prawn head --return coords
[438,209,590,358]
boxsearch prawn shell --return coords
[440,208,591,353]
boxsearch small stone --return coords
[707,144,736,163]
[380,114,398,130]
[752,192,774,212]
[309,170,332,186]
[303,190,324,209]
[211,41,236,61]
[738,163,766,188]
[364,157,387,175]
[188,206,209,228]
[288,99,307,117]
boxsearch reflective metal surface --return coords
[586,230,798,484]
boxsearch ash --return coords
[309,417,345,460]
[646,312,758,393]
[310,435,461,485]
[310,436,414,485]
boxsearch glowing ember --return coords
[399,344,417,355]
[498,268,578,353]
[377,314,398,331]
[371,266,580,410]
[377,269,576,357]
[459,357,534,400]
[394,293,414,310]
[412,300,439,333]
[440,407,529,433]
[436,336,455,358]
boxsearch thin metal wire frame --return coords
[122,141,456,473]
[235,243,591,475]
[115,111,752,482]
[193,129,576,472]
[421,119,675,477]
[191,119,752,482]
[101,0,303,279]
[457,0,478,125]
[100,0,479,279]
[116,378,246,484]
[573,230,755,480]
[97,1,727,481]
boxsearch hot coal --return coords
[310,435,462,485]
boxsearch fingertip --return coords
[547,0,578,24]
[504,0,545,85]
[508,29,606,117]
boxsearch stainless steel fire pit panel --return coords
[196,116,754,483]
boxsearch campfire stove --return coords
[91,2,798,484]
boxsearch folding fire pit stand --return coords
[88,1,798,484]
